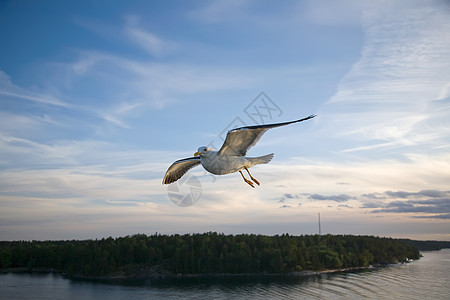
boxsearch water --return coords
[1,249,449,299]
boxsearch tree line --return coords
[399,239,450,251]
[0,233,421,277]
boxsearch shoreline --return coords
[1,265,373,282]
[2,253,425,283]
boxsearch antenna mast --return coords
[318,212,321,235]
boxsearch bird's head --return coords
[194,146,211,157]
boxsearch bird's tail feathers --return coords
[250,153,274,166]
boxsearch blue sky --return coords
[1,0,449,241]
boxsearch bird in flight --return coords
[162,114,316,188]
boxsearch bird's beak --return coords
[194,152,201,157]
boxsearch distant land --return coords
[1,233,448,281]
[399,239,450,251]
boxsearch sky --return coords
[1,0,449,241]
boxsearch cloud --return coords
[284,193,299,199]
[8,13,265,133]
[275,193,302,203]
[435,81,450,101]
[361,190,450,219]
[301,0,364,26]
[362,192,386,200]
[53,50,258,115]
[372,200,449,215]
[315,2,450,154]
[0,111,64,140]
[338,204,353,208]
[0,67,136,130]
[385,190,450,199]
[76,14,173,57]
[123,15,169,56]
[308,193,353,202]
[418,190,450,198]
[187,0,252,24]
[384,191,418,199]
[0,71,71,108]
[414,214,450,220]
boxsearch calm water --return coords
[1,249,449,299]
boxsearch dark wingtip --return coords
[162,174,173,184]
[162,176,174,185]
[294,114,316,123]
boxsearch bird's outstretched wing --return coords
[218,114,316,156]
[162,157,201,184]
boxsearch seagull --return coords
[162,114,316,188]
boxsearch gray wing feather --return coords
[218,114,316,156]
[162,157,201,184]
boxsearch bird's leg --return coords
[244,167,260,186]
[239,170,255,188]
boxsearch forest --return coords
[0,233,424,278]
[399,239,450,251]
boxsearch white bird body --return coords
[162,115,315,187]
[199,151,274,175]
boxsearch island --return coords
[1,233,448,281]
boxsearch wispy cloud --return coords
[300,0,364,26]
[414,214,450,220]
[45,43,260,113]
[0,71,71,108]
[187,0,253,24]
[123,15,169,56]
[0,67,136,130]
[314,2,450,154]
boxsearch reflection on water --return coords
[1,249,449,299]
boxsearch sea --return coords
[1,249,449,299]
